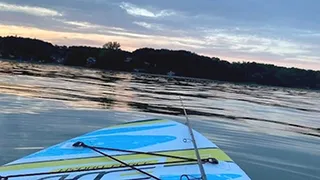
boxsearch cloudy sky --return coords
[0,0,319,70]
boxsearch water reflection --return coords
[0,60,319,138]
[1,61,320,180]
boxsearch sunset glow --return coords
[0,0,319,70]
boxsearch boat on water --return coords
[0,119,250,180]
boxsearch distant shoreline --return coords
[1,58,319,93]
[0,36,319,90]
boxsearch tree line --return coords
[0,36,319,89]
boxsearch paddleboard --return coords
[0,119,251,179]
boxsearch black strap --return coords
[0,176,8,180]
[180,174,202,180]
[73,142,160,180]
[0,142,218,179]
[85,143,218,165]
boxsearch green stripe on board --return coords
[109,119,169,128]
[0,148,232,172]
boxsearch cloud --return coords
[285,55,320,63]
[295,30,320,37]
[101,29,153,38]
[0,2,62,17]
[52,19,126,33]
[0,22,319,70]
[57,19,101,29]
[63,21,98,28]
[119,2,176,18]
[202,30,310,56]
[73,0,109,4]
[0,23,204,49]
[171,41,205,49]
[133,21,163,30]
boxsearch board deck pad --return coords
[0,119,251,179]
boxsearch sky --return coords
[0,0,319,70]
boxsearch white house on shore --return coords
[124,57,132,63]
[86,57,96,66]
[167,71,176,76]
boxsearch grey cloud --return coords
[0,1,62,16]
[119,2,176,18]
[0,0,319,68]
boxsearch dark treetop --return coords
[0,36,319,90]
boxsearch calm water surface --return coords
[0,61,319,180]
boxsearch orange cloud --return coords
[0,24,319,70]
[0,24,200,50]
[0,24,137,49]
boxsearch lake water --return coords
[0,61,319,180]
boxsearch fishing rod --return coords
[170,76,207,180]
